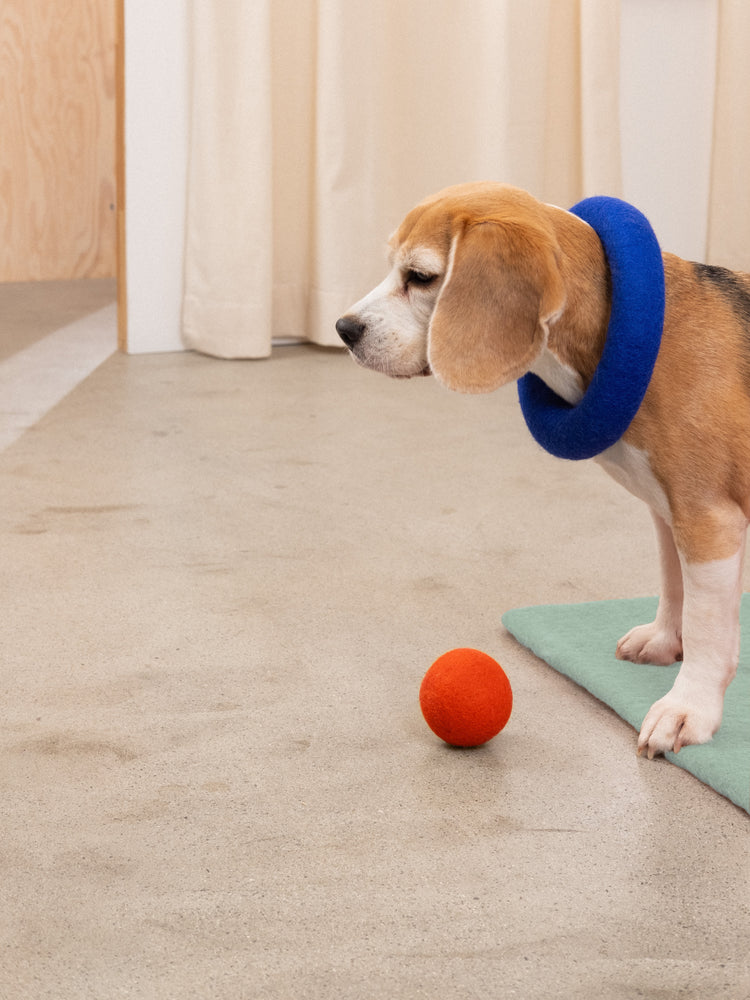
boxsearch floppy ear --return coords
[428,220,566,393]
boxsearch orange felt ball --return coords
[419,648,513,747]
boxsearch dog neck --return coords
[517,196,666,461]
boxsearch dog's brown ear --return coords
[428,219,566,393]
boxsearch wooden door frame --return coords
[115,0,127,351]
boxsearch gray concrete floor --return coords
[1,285,748,999]
[0,278,117,361]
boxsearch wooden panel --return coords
[115,0,126,348]
[0,0,116,281]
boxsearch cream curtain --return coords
[708,0,750,272]
[182,0,622,359]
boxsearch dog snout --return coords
[335,315,365,348]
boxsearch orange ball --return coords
[419,648,513,747]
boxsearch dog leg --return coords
[636,534,746,758]
[616,511,684,665]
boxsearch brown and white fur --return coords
[336,182,750,759]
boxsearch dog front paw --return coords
[636,692,721,759]
[616,622,682,666]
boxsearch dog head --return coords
[336,182,567,393]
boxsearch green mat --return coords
[502,596,750,814]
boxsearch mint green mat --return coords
[502,596,750,814]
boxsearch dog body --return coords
[336,182,750,758]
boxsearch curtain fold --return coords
[182,2,273,358]
[708,0,750,272]
[580,0,622,196]
[183,0,622,359]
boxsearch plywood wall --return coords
[0,0,116,281]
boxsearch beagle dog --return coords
[336,182,750,759]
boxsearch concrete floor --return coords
[1,283,748,999]
[0,278,117,362]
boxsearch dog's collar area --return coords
[517,196,665,461]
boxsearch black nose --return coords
[336,315,365,347]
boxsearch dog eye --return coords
[405,269,437,288]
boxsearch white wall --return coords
[123,0,189,354]
[122,0,719,354]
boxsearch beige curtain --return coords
[182,0,622,359]
[708,0,750,272]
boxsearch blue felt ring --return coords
[517,196,665,460]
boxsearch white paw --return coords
[637,692,721,759]
[616,622,682,666]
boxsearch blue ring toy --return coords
[517,196,665,461]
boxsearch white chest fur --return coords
[527,345,671,522]
[595,440,671,523]
[527,347,583,405]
